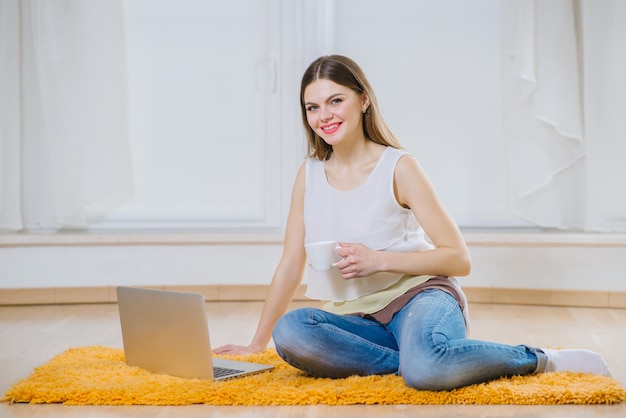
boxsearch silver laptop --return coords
[116,286,273,380]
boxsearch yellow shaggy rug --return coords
[4,346,625,406]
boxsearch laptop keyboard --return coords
[213,366,245,379]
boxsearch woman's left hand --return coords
[334,242,380,279]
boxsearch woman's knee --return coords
[399,347,463,391]
[272,308,316,352]
[272,308,335,377]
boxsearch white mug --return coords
[305,240,342,271]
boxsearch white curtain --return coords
[0,0,132,231]
[502,0,626,232]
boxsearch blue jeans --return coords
[273,289,547,390]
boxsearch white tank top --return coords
[304,147,434,302]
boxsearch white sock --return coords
[542,349,612,377]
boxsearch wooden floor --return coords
[1,300,625,417]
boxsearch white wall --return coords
[1,242,283,288]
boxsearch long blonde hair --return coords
[300,55,403,161]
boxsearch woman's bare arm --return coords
[213,163,307,354]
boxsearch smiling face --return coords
[303,79,369,148]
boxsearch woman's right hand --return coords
[213,343,263,356]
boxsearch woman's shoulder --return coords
[394,150,424,179]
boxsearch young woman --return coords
[214,55,611,390]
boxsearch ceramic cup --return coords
[305,240,342,271]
